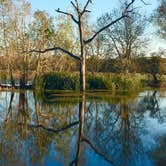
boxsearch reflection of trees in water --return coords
[70,94,151,166]
[70,94,115,166]
[137,91,166,166]
[17,92,29,124]
[5,91,14,122]
[32,92,80,163]
[0,92,151,166]
[83,98,145,166]
[82,91,166,166]
[33,91,79,129]
[0,92,30,166]
[0,91,79,165]
[0,90,165,166]
[152,135,166,166]
[138,91,166,123]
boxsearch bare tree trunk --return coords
[75,93,85,165]
[33,53,41,87]
[80,57,86,92]
[20,71,26,89]
[79,17,86,92]
[10,67,15,87]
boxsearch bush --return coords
[87,74,113,90]
[111,74,144,91]
[111,75,131,90]
[36,72,145,91]
[36,72,79,90]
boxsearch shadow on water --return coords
[0,90,166,166]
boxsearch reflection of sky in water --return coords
[159,98,166,108]
[141,111,166,150]
[0,90,165,166]
[84,147,112,166]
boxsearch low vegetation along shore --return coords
[1,72,166,91]
[35,72,150,91]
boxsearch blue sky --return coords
[28,0,158,21]
[29,0,120,22]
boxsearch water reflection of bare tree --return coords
[5,91,14,122]
[2,92,29,126]
[0,91,79,165]
[83,98,145,166]
[0,90,165,166]
[0,91,30,166]
[118,101,143,166]
[70,94,115,166]
[138,91,163,121]
[153,135,166,166]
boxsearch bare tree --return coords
[97,3,148,72]
[156,0,166,39]
[28,0,137,92]
[0,0,32,88]
[0,0,14,85]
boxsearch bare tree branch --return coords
[71,0,80,14]
[85,15,126,44]
[84,9,91,13]
[140,0,150,5]
[123,0,135,13]
[74,0,79,9]
[84,0,136,44]
[110,34,122,58]
[56,8,79,24]
[5,92,14,123]
[18,121,79,133]
[27,47,81,61]
[81,0,92,15]
[82,136,116,166]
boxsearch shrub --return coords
[111,74,144,91]
[87,74,113,90]
[36,72,145,91]
[36,72,79,90]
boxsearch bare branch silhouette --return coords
[71,0,80,14]
[82,136,116,166]
[56,8,79,24]
[26,47,81,61]
[5,92,14,122]
[84,0,136,44]
[18,121,79,133]
[140,0,150,5]
[81,0,92,15]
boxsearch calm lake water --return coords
[0,90,166,166]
